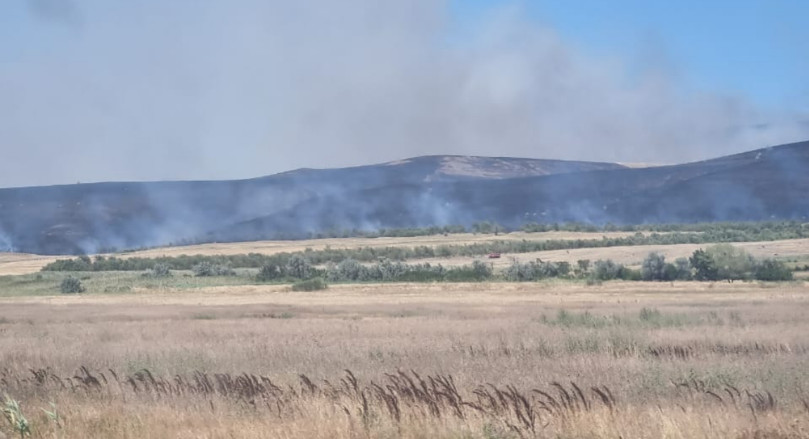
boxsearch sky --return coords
[0,0,807,187]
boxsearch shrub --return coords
[256,264,283,282]
[331,258,364,281]
[618,267,642,281]
[753,259,793,281]
[145,263,172,278]
[504,260,537,281]
[592,259,621,281]
[690,249,719,281]
[673,257,693,280]
[504,259,568,281]
[60,276,85,294]
[192,262,236,277]
[471,260,493,280]
[291,278,328,291]
[641,253,667,281]
[285,255,313,280]
[377,258,408,281]
[707,244,753,281]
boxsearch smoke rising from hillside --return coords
[0,0,807,188]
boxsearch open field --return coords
[2,231,809,437]
[127,231,648,257]
[1,281,809,438]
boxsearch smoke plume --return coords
[0,0,807,188]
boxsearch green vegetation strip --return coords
[24,245,793,297]
[43,222,809,272]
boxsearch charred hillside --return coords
[1,142,807,255]
[0,156,622,254]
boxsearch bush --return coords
[754,259,793,281]
[707,244,753,281]
[673,258,693,280]
[192,262,236,277]
[330,258,364,281]
[285,255,313,280]
[471,260,493,280]
[590,259,639,281]
[688,245,790,282]
[144,263,172,278]
[592,259,621,281]
[618,268,642,281]
[60,276,85,294]
[256,264,283,282]
[690,249,719,281]
[641,253,667,281]
[291,278,328,291]
[504,259,569,281]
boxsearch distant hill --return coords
[0,156,623,254]
[1,142,807,255]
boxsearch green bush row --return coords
[42,222,809,273]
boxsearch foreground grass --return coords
[0,270,261,297]
[1,282,809,437]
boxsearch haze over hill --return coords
[0,140,807,255]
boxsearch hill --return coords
[1,141,807,255]
[209,141,809,242]
[0,156,622,254]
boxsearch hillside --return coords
[0,156,622,254]
[1,141,807,255]
[210,141,809,242]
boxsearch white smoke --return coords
[0,0,806,187]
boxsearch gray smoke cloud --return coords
[26,0,82,26]
[1,0,807,188]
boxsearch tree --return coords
[641,253,667,281]
[690,249,719,281]
[146,263,172,278]
[576,259,591,276]
[193,262,236,277]
[707,244,753,281]
[330,258,364,281]
[60,276,84,294]
[285,255,313,280]
[256,264,283,282]
[754,259,793,281]
[504,260,535,281]
[471,260,493,280]
[471,221,504,234]
[592,259,621,280]
[673,258,693,281]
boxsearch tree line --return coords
[57,244,793,294]
[42,227,807,273]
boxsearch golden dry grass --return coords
[1,281,809,438]
[136,230,646,256]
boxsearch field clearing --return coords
[127,231,647,257]
[1,281,809,437]
[0,252,57,276]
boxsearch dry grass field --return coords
[2,233,809,437]
[1,281,809,438]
